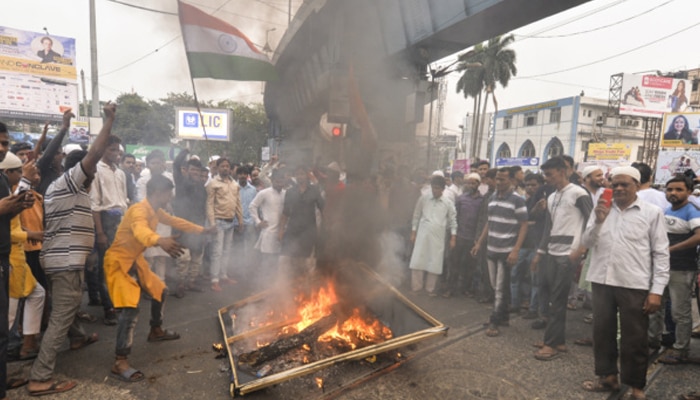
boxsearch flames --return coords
[276,279,392,349]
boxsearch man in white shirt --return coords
[249,169,286,290]
[89,135,128,325]
[632,162,670,210]
[581,166,669,400]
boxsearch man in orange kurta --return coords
[104,174,214,382]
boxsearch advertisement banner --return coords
[654,149,700,185]
[587,143,631,160]
[125,145,181,161]
[0,26,78,120]
[68,118,90,145]
[495,157,540,167]
[0,26,77,80]
[619,73,690,118]
[452,159,471,174]
[176,107,231,141]
[660,112,700,148]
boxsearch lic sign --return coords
[176,107,231,141]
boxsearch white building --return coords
[489,96,647,168]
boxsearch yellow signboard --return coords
[587,143,631,160]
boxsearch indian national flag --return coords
[178,1,277,81]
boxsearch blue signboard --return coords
[495,157,540,167]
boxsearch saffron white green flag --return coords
[178,1,277,81]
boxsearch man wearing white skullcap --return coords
[580,164,669,399]
[581,166,606,204]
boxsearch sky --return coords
[3,0,700,134]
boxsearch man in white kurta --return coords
[249,170,286,289]
[409,175,457,295]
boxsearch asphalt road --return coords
[7,271,700,400]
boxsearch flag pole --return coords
[177,0,212,162]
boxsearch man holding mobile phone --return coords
[581,166,669,400]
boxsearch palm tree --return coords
[456,45,485,159]
[456,34,517,159]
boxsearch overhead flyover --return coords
[264,0,591,172]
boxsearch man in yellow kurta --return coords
[104,174,214,382]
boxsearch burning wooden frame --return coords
[217,263,447,397]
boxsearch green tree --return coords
[113,93,171,145]
[456,34,517,159]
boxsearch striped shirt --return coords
[665,202,700,270]
[41,163,95,273]
[486,191,528,256]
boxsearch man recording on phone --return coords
[580,166,669,400]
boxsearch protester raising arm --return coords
[81,102,116,177]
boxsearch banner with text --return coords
[0,26,78,120]
[587,143,631,160]
[176,107,231,141]
[619,73,690,118]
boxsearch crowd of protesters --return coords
[0,105,698,398]
[405,157,700,400]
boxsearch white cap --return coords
[431,170,444,177]
[610,166,641,182]
[0,152,22,169]
[63,143,82,155]
[327,161,341,173]
[465,172,481,183]
[209,155,220,163]
[581,165,602,179]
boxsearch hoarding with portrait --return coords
[619,73,690,118]
[176,107,231,141]
[660,112,700,148]
[654,149,700,185]
[0,26,78,120]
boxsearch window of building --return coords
[524,111,538,127]
[496,143,511,159]
[588,110,593,117]
[503,115,513,129]
[519,140,536,158]
[545,137,564,160]
[693,81,698,91]
[549,107,561,123]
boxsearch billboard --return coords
[495,157,540,167]
[0,26,78,120]
[587,143,631,160]
[660,112,700,148]
[176,108,231,141]
[654,149,700,185]
[619,73,690,118]
[68,118,90,145]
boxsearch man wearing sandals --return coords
[581,166,669,400]
[104,174,215,382]
[27,104,116,396]
[530,156,592,360]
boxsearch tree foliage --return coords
[111,91,269,164]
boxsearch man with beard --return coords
[443,173,482,298]
[581,167,668,400]
[582,166,606,203]
[651,176,700,364]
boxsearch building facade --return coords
[490,96,648,168]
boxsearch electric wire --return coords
[515,0,674,39]
[516,20,700,79]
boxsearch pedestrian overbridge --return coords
[264,0,590,172]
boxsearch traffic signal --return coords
[331,126,343,138]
